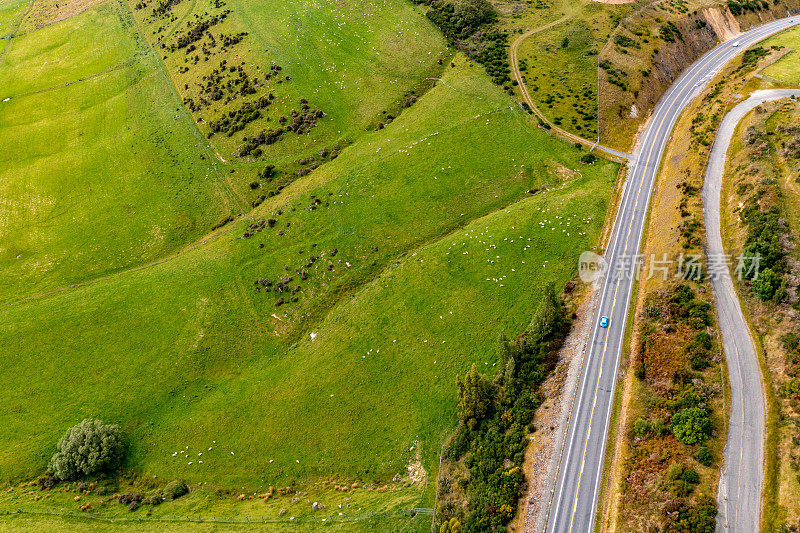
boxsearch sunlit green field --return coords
[762,25,800,84]
[0,1,238,298]
[0,0,30,37]
[0,0,617,526]
[1,51,617,487]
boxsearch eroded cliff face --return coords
[599,0,798,150]
[702,6,741,40]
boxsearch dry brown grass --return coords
[19,0,108,31]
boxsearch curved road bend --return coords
[544,17,800,533]
[704,89,800,532]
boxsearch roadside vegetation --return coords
[599,41,800,531]
[719,93,800,530]
[607,126,726,530]
[435,285,571,531]
[598,45,776,533]
[619,282,722,532]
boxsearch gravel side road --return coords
[704,89,800,533]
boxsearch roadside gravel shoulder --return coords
[516,288,599,533]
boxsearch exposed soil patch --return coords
[20,0,108,30]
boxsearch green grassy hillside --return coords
[0,1,240,297]
[1,53,617,488]
[0,0,618,525]
[0,0,29,35]
[129,0,449,163]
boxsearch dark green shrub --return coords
[632,419,652,438]
[446,425,472,460]
[678,496,716,532]
[453,0,496,31]
[753,268,779,301]
[693,445,713,466]
[48,419,124,481]
[681,468,700,484]
[659,22,682,42]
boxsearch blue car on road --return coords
[599,315,610,328]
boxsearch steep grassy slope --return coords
[0,1,239,299]
[0,52,617,502]
[0,0,449,300]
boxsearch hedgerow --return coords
[437,284,570,531]
[413,0,511,86]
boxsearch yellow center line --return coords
[564,38,737,532]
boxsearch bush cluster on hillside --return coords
[734,121,799,303]
[116,480,189,511]
[437,284,570,531]
[741,203,790,301]
[727,0,770,16]
[599,59,628,92]
[48,419,124,481]
[413,0,511,86]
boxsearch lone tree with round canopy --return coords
[48,419,124,480]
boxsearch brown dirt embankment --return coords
[599,0,800,151]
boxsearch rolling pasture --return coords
[0,1,237,298]
[0,0,617,525]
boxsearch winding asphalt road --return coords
[704,89,800,532]
[543,17,800,533]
